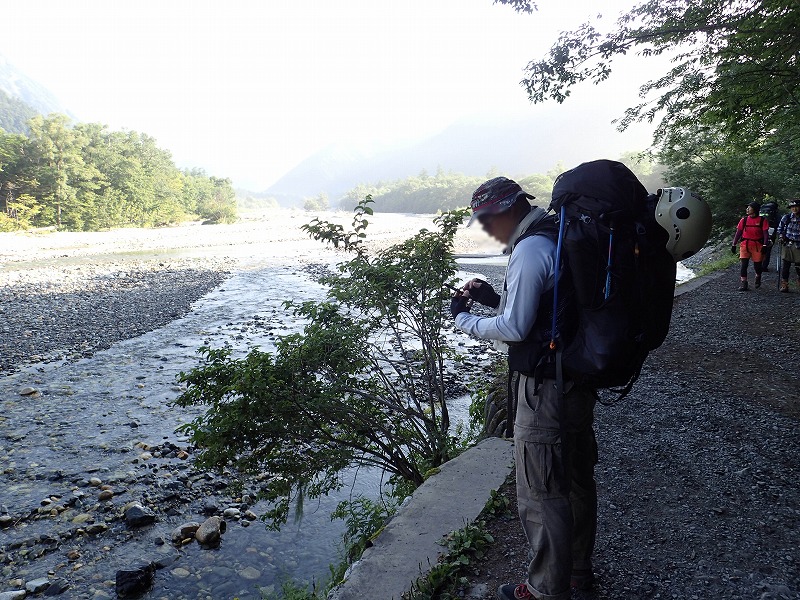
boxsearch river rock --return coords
[0,591,27,600]
[243,510,258,521]
[71,513,92,524]
[239,566,261,580]
[43,577,69,596]
[98,489,114,501]
[170,521,200,544]
[124,503,156,528]
[85,523,108,535]
[0,515,13,527]
[26,577,51,593]
[222,507,240,519]
[18,386,37,396]
[195,516,225,547]
[115,564,155,598]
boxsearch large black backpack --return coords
[545,160,676,397]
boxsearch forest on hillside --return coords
[337,152,666,216]
[0,114,237,232]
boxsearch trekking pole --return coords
[776,240,783,290]
[605,222,614,299]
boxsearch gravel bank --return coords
[0,258,234,375]
[463,263,800,600]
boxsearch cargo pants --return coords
[512,371,598,600]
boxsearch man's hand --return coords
[731,245,738,255]
[462,278,501,309]
[450,294,471,319]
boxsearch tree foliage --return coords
[500,0,799,145]
[339,157,661,214]
[174,198,473,528]
[497,0,800,230]
[0,114,237,231]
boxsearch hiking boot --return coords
[755,275,762,289]
[780,280,789,293]
[497,583,534,599]
[738,280,748,292]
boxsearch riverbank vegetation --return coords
[175,197,475,529]
[0,114,237,231]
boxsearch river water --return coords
[0,257,482,599]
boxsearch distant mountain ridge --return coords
[265,107,654,206]
[0,53,72,117]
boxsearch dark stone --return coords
[124,504,156,528]
[115,564,155,598]
[43,578,70,596]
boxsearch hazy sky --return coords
[1,0,656,190]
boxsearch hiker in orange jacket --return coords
[731,201,770,291]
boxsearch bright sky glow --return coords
[1,0,654,190]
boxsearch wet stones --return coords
[171,522,200,545]
[0,590,27,600]
[195,516,226,547]
[18,386,38,396]
[123,503,156,528]
[42,578,69,596]
[24,578,51,593]
[115,564,155,598]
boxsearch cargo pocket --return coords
[521,440,566,496]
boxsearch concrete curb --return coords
[328,437,514,600]
[674,269,726,297]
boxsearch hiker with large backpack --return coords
[450,161,711,600]
[731,201,770,291]
[776,199,800,292]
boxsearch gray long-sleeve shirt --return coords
[455,210,556,345]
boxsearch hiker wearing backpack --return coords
[731,201,770,291]
[776,199,800,292]
[451,164,711,600]
[451,176,598,600]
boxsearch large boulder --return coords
[195,516,226,547]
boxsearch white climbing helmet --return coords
[655,187,713,262]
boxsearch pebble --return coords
[18,386,37,396]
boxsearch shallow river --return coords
[0,259,482,599]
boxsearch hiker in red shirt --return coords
[731,201,770,291]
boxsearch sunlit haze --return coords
[1,0,655,190]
